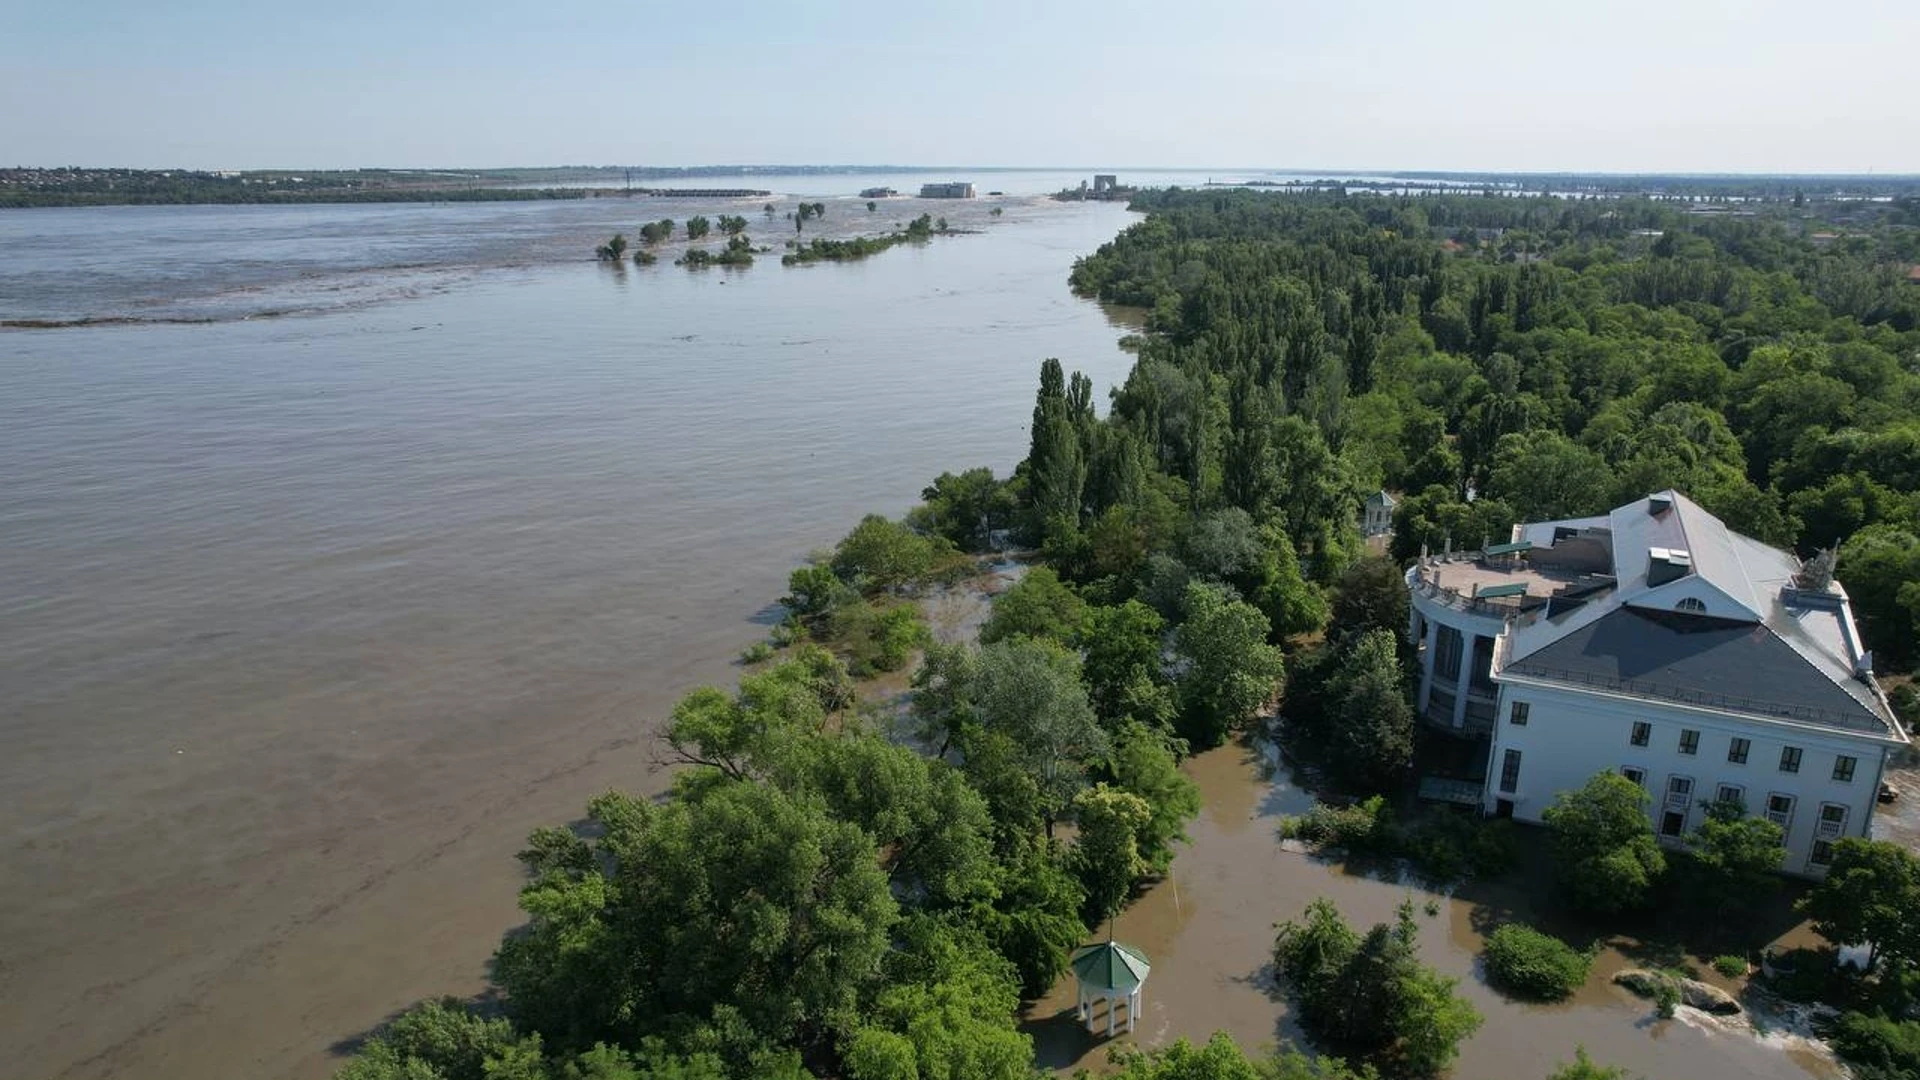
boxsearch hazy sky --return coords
[7,0,1917,173]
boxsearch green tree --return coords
[1685,806,1784,933]
[1486,430,1612,522]
[1174,582,1286,749]
[910,467,1013,551]
[685,215,711,240]
[1080,600,1175,731]
[979,566,1086,645]
[967,638,1110,837]
[1838,525,1920,669]
[1329,556,1411,645]
[1272,899,1481,1076]
[831,514,938,594]
[1324,629,1414,792]
[595,233,628,261]
[1070,782,1154,926]
[1797,838,1920,972]
[335,998,548,1080]
[1109,720,1201,871]
[1541,772,1666,914]
[494,781,896,1056]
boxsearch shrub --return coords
[1281,796,1390,853]
[1483,924,1593,1001]
[1653,980,1680,1018]
[1712,954,1748,978]
[739,641,775,664]
[1831,1012,1920,1078]
[829,600,931,676]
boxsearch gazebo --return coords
[1069,939,1151,1036]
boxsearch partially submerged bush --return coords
[1712,954,1748,979]
[1483,924,1593,1001]
[1281,796,1391,853]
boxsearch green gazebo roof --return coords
[1070,941,1151,992]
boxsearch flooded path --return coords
[1025,743,1844,1080]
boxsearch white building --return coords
[1363,490,1397,537]
[1405,490,1909,877]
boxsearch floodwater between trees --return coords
[1024,743,1847,1080]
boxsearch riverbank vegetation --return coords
[781,214,944,266]
[337,183,1920,1078]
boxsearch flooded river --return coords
[0,190,1140,1080]
[1025,744,1846,1080]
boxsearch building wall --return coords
[1486,678,1889,877]
[1407,581,1509,731]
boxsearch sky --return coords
[6,0,1918,173]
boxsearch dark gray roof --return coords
[1505,607,1889,735]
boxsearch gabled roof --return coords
[1070,941,1151,992]
[1505,607,1886,733]
[1497,490,1901,739]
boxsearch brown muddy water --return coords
[0,198,1139,1080]
[1024,744,1847,1080]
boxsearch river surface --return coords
[0,188,1142,1080]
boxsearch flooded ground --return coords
[1024,741,1847,1080]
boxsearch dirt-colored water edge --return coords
[1024,739,1845,1080]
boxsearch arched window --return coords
[1675,597,1707,613]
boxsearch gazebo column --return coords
[1128,988,1140,1032]
[1106,992,1116,1036]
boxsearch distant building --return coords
[919,182,976,199]
[859,187,897,199]
[1093,174,1118,194]
[1362,490,1397,537]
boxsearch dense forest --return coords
[336,188,1920,1080]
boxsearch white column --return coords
[1128,989,1139,1032]
[1106,993,1116,1036]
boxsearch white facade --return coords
[1405,490,1908,877]
[1488,679,1891,876]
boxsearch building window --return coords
[1833,755,1857,783]
[1622,766,1647,788]
[1817,802,1848,838]
[1630,722,1651,747]
[1780,746,1803,774]
[1434,626,1464,681]
[1728,738,1750,764]
[1811,840,1835,867]
[1765,793,1795,831]
[1499,749,1522,794]
[1715,783,1745,810]
[1675,597,1707,613]
[1679,729,1699,755]
[1509,701,1530,726]
[1660,776,1694,837]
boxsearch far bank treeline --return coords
[596,208,955,270]
[336,187,1920,1080]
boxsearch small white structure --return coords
[1363,490,1397,537]
[1070,940,1150,1036]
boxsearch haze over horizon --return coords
[9,0,1919,174]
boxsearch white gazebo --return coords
[1070,939,1151,1036]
